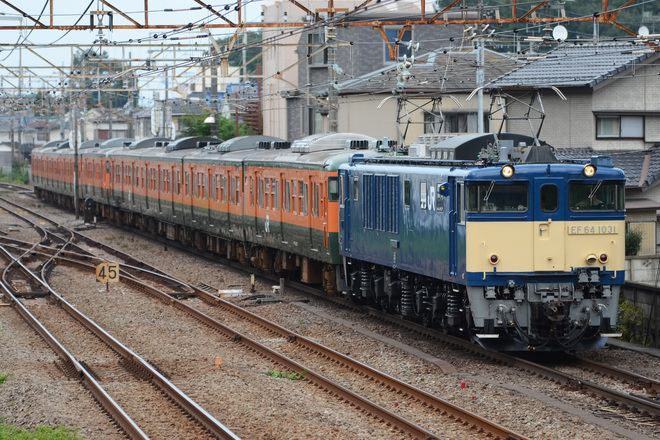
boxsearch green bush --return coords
[0,372,8,385]
[625,228,643,256]
[0,162,30,185]
[617,295,646,345]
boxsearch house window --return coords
[384,28,412,62]
[596,115,643,138]
[308,32,327,65]
[308,108,324,135]
[437,112,485,134]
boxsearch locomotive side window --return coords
[338,174,345,208]
[569,181,623,211]
[353,177,359,201]
[540,184,558,212]
[404,179,411,207]
[466,182,528,212]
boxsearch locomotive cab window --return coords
[569,181,624,211]
[466,182,528,212]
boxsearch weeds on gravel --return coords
[0,424,82,439]
[268,369,306,380]
[0,373,8,385]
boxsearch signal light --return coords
[586,254,598,264]
[489,254,499,264]
[599,254,608,263]
[583,164,597,177]
[500,165,514,179]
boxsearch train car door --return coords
[170,165,177,216]
[338,170,351,252]
[449,178,464,276]
[103,159,112,203]
[533,177,565,271]
[206,167,212,226]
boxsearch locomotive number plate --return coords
[568,225,617,235]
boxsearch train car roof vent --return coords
[165,136,221,152]
[272,141,291,150]
[200,141,223,150]
[375,138,397,152]
[347,139,370,150]
[590,156,614,168]
[292,132,376,153]
[217,136,285,152]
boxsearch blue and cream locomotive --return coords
[338,134,625,351]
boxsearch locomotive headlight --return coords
[583,164,597,177]
[489,254,499,264]
[599,254,608,263]
[586,254,598,264]
[500,165,515,179]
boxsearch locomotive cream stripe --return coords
[466,220,626,274]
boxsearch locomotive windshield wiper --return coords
[588,180,602,200]
[483,180,495,202]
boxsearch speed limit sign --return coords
[96,263,120,283]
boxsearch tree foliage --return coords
[213,30,262,75]
[625,228,643,256]
[72,49,131,109]
[179,111,255,140]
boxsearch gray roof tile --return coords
[488,42,656,88]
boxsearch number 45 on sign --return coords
[96,263,120,291]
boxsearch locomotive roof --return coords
[344,156,625,181]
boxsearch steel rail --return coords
[361,308,660,420]
[0,243,241,440]
[5,200,528,440]
[570,354,660,395]
[0,253,150,440]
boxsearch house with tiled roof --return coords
[283,44,520,144]
[487,42,660,152]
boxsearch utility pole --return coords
[476,1,485,134]
[210,58,219,138]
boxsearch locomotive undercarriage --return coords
[470,273,620,351]
[344,259,471,334]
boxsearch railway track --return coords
[0,197,241,440]
[0,191,529,439]
[6,184,659,437]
